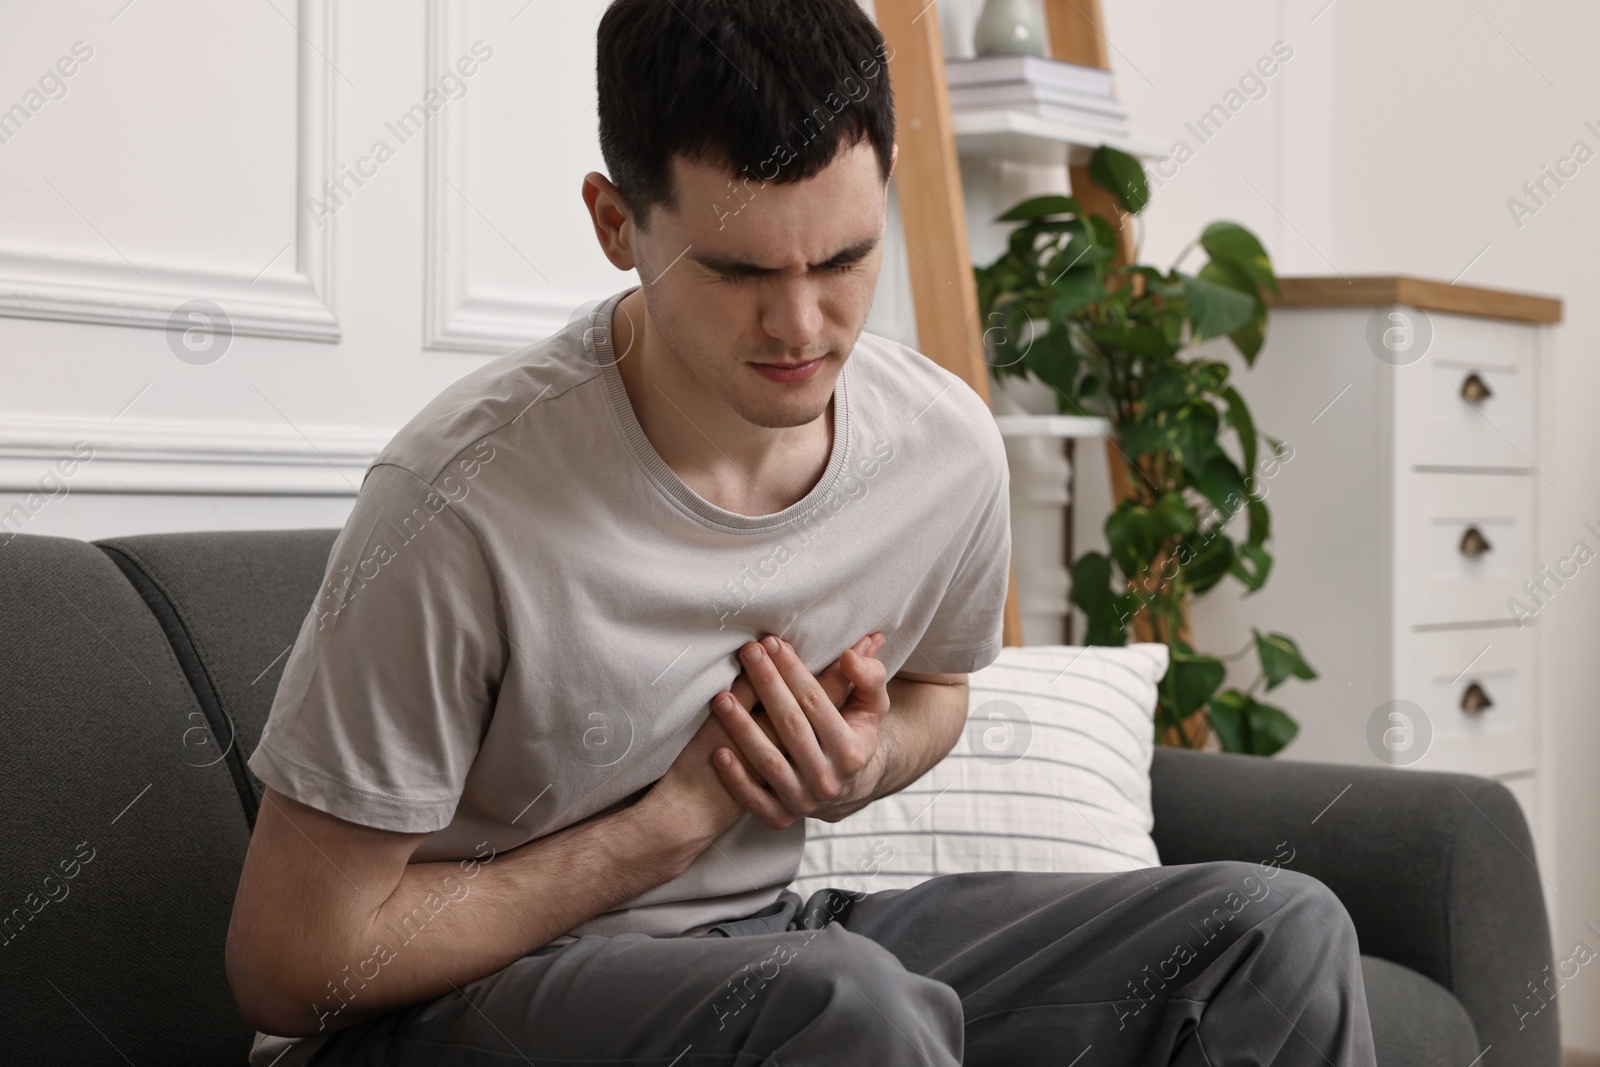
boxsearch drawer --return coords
[1394,314,1535,469]
[1395,625,1533,776]
[1398,470,1534,626]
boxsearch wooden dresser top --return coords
[1265,275,1563,325]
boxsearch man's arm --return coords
[228,775,728,1038]
[228,637,881,1038]
[851,670,968,812]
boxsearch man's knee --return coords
[1267,868,1361,960]
[1178,861,1357,949]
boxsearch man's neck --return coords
[610,288,833,519]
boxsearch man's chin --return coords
[727,386,832,430]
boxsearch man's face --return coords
[628,139,892,430]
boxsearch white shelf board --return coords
[951,108,1168,166]
[994,414,1113,439]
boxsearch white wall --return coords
[4,0,1597,1049]
[1,0,682,541]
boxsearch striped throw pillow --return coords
[789,643,1167,899]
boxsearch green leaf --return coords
[1086,212,1122,250]
[1088,145,1151,214]
[1008,224,1045,260]
[1105,502,1159,579]
[1136,360,1229,418]
[1200,221,1277,293]
[1118,416,1165,459]
[1167,402,1221,474]
[1183,273,1257,341]
[1021,327,1078,399]
[1069,552,1134,646]
[1176,530,1235,595]
[1245,495,1270,547]
[1207,690,1250,753]
[1048,269,1106,320]
[1150,490,1197,540]
[1089,324,1174,361]
[1198,258,1268,363]
[996,195,1083,222]
[1140,363,1196,414]
[1245,698,1299,755]
[1255,629,1317,690]
[1167,652,1226,718]
[1221,385,1258,481]
[1230,542,1272,591]
[1206,691,1298,755]
[1190,453,1250,521]
[1230,312,1267,365]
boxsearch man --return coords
[229,2,1376,1064]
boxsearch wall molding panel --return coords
[423,0,578,353]
[0,413,384,496]
[0,0,339,344]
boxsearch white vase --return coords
[973,0,1051,58]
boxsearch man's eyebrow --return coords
[688,234,883,276]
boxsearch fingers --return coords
[728,671,760,717]
[840,644,890,701]
[735,639,835,801]
[710,631,887,823]
[815,632,883,709]
[768,634,886,769]
[710,745,795,830]
[712,685,811,814]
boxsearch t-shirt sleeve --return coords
[903,430,1012,676]
[247,461,507,833]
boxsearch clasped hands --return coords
[664,632,892,831]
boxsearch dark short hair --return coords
[597,0,896,231]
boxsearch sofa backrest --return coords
[0,534,260,1065]
[97,529,339,829]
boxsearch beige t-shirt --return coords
[245,285,1009,1062]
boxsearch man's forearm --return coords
[260,798,706,1038]
[851,675,968,813]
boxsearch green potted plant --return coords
[974,145,1316,756]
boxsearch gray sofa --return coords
[0,529,1559,1065]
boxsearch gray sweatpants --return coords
[314,861,1376,1065]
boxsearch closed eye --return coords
[716,261,861,283]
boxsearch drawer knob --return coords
[1459,526,1493,558]
[1460,682,1494,715]
[1460,372,1493,403]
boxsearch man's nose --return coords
[760,281,827,351]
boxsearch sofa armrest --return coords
[1149,747,1557,1066]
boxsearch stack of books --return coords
[945,54,1129,137]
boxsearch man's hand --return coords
[709,632,892,829]
[645,633,880,852]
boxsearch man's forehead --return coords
[661,149,885,271]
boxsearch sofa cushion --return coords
[97,528,338,828]
[0,534,254,1064]
[791,643,1165,898]
[1362,955,1480,1065]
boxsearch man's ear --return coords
[582,171,638,271]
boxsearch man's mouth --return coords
[749,357,826,384]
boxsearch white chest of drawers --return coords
[1189,276,1562,898]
